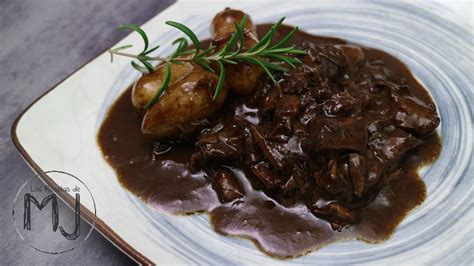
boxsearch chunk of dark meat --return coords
[268,116,293,141]
[302,42,365,81]
[348,153,366,198]
[279,67,309,94]
[252,162,283,189]
[265,160,309,206]
[336,44,365,72]
[314,169,350,198]
[366,81,393,115]
[281,175,298,195]
[239,122,261,164]
[366,60,394,81]
[314,165,352,199]
[210,168,244,203]
[385,168,403,183]
[308,198,357,231]
[322,91,356,116]
[248,124,285,170]
[191,125,243,167]
[300,102,320,125]
[364,149,385,190]
[308,77,333,101]
[368,121,422,164]
[391,88,440,136]
[302,42,346,80]
[308,117,367,153]
[340,81,371,116]
[289,162,311,195]
[261,86,281,113]
[275,95,301,117]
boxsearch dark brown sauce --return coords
[98,25,441,258]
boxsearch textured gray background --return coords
[0,0,174,264]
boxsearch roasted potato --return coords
[131,8,262,140]
[211,8,262,95]
[132,62,227,139]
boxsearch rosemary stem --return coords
[108,50,169,62]
[109,49,213,64]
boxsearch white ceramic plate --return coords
[12,1,473,264]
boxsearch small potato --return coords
[212,8,257,45]
[211,8,262,96]
[132,62,194,110]
[132,62,227,139]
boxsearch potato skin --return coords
[212,8,257,42]
[132,62,227,140]
[132,62,194,110]
[211,8,262,96]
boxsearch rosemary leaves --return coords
[109,16,305,109]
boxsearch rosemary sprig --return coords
[109,16,305,109]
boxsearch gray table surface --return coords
[0,0,174,264]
